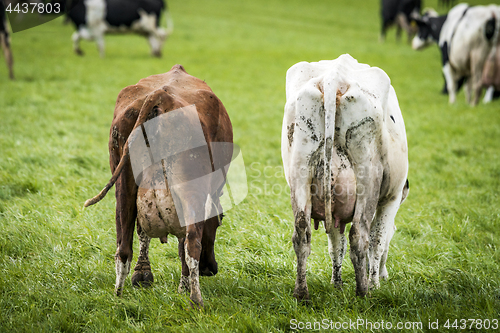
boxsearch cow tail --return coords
[84,89,171,207]
[322,79,337,234]
[84,151,130,207]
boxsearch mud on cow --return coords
[67,0,173,57]
[1,0,14,79]
[84,65,233,307]
[282,54,409,299]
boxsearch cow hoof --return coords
[189,297,204,309]
[331,279,343,289]
[131,270,154,288]
[132,261,154,288]
[356,287,368,297]
[151,50,162,58]
[75,49,84,56]
[293,288,310,303]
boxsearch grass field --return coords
[1,0,499,331]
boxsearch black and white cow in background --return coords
[380,0,421,43]
[412,4,500,105]
[282,54,409,299]
[67,0,173,57]
[1,0,14,79]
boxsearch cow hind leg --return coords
[0,33,14,80]
[115,254,131,296]
[470,51,485,106]
[131,223,154,288]
[379,217,396,281]
[443,63,459,104]
[292,210,312,301]
[349,210,371,297]
[177,237,190,293]
[327,225,347,288]
[483,86,495,104]
[113,169,138,296]
[185,221,205,308]
[368,196,400,289]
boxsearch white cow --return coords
[282,54,409,299]
[439,4,500,105]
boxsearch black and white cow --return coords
[413,4,500,105]
[380,0,421,42]
[282,54,409,299]
[67,0,173,57]
[1,0,14,79]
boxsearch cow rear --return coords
[282,54,409,299]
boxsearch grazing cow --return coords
[67,0,173,57]
[380,0,421,42]
[282,54,409,299]
[413,4,500,105]
[1,0,14,79]
[84,65,233,307]
[412,4,499,102]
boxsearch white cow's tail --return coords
[322,80,338,234]
[164,4,174,37]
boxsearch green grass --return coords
[1,0,499,331]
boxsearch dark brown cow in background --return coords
[1,0,14,80]
[85,64,233,307]
[380,0,421,43]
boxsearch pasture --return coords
[1,0,499,331]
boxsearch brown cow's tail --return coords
[84,147,130,207]
[84,88,172,208]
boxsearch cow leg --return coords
[94,34,105,58]
[72,31,84,56]
[395,23,402,42]
[114,168,138,296]
[327,225,347,288]
[368,196,401,289]
[483,86,495,104]
[148,34,162,58]
[470,51,485,106]
[0,33,14,80]
[292,210,312,301]
[349,208,371,297]
[396,13,413,43]
[443,63,458,104]
[131,223,154,288]
[379,218,396,281]
[177,237,190,293]
[184,222,204,308]
[379,20,388,42]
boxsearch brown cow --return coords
[84,65,233,307]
